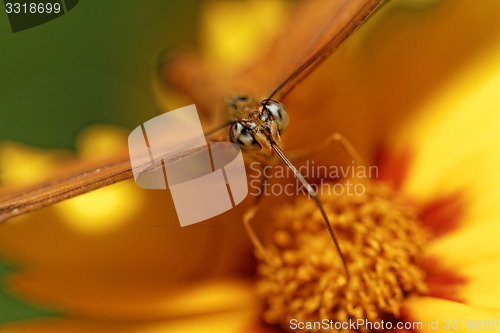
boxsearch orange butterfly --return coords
[0,0,384,270]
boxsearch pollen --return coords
[256,179,429,332]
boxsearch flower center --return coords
[256,179,429,332]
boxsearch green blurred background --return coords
[0,0,203,150]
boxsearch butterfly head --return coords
[229,99,289,157]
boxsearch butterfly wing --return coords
[233,0,385,100]
[1,0,384,222]
[271,0,385,100]
[0,158,132,223]
[0,145,210,223]
[162,0,384,112]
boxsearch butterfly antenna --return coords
[271,143,349,277]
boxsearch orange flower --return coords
[2,0,500,332]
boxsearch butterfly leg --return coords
[288,133,366,167]
[243,164,276,267]
[243,205,273,264]
[324,133,365,166]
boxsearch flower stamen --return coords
[256,179,429,332]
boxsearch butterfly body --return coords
[227,98,288,159]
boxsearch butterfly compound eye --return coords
[229,121,261,151]
[262,99,289,132]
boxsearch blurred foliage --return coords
[0,262,58,324]
[0,0,204,150]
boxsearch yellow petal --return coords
[395,41,500,227]
[425,219,500,272]
[0,192,254,320]
[454,258,500,313]
[402,296,500,333]
[1,280,258,332]
[74,125,129,160]
[0,143,68,187]
[422,221,500,306]
[200,0,288,73]
[425,220,500,304]
[2,312,254,333]
[55,180,144,234]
